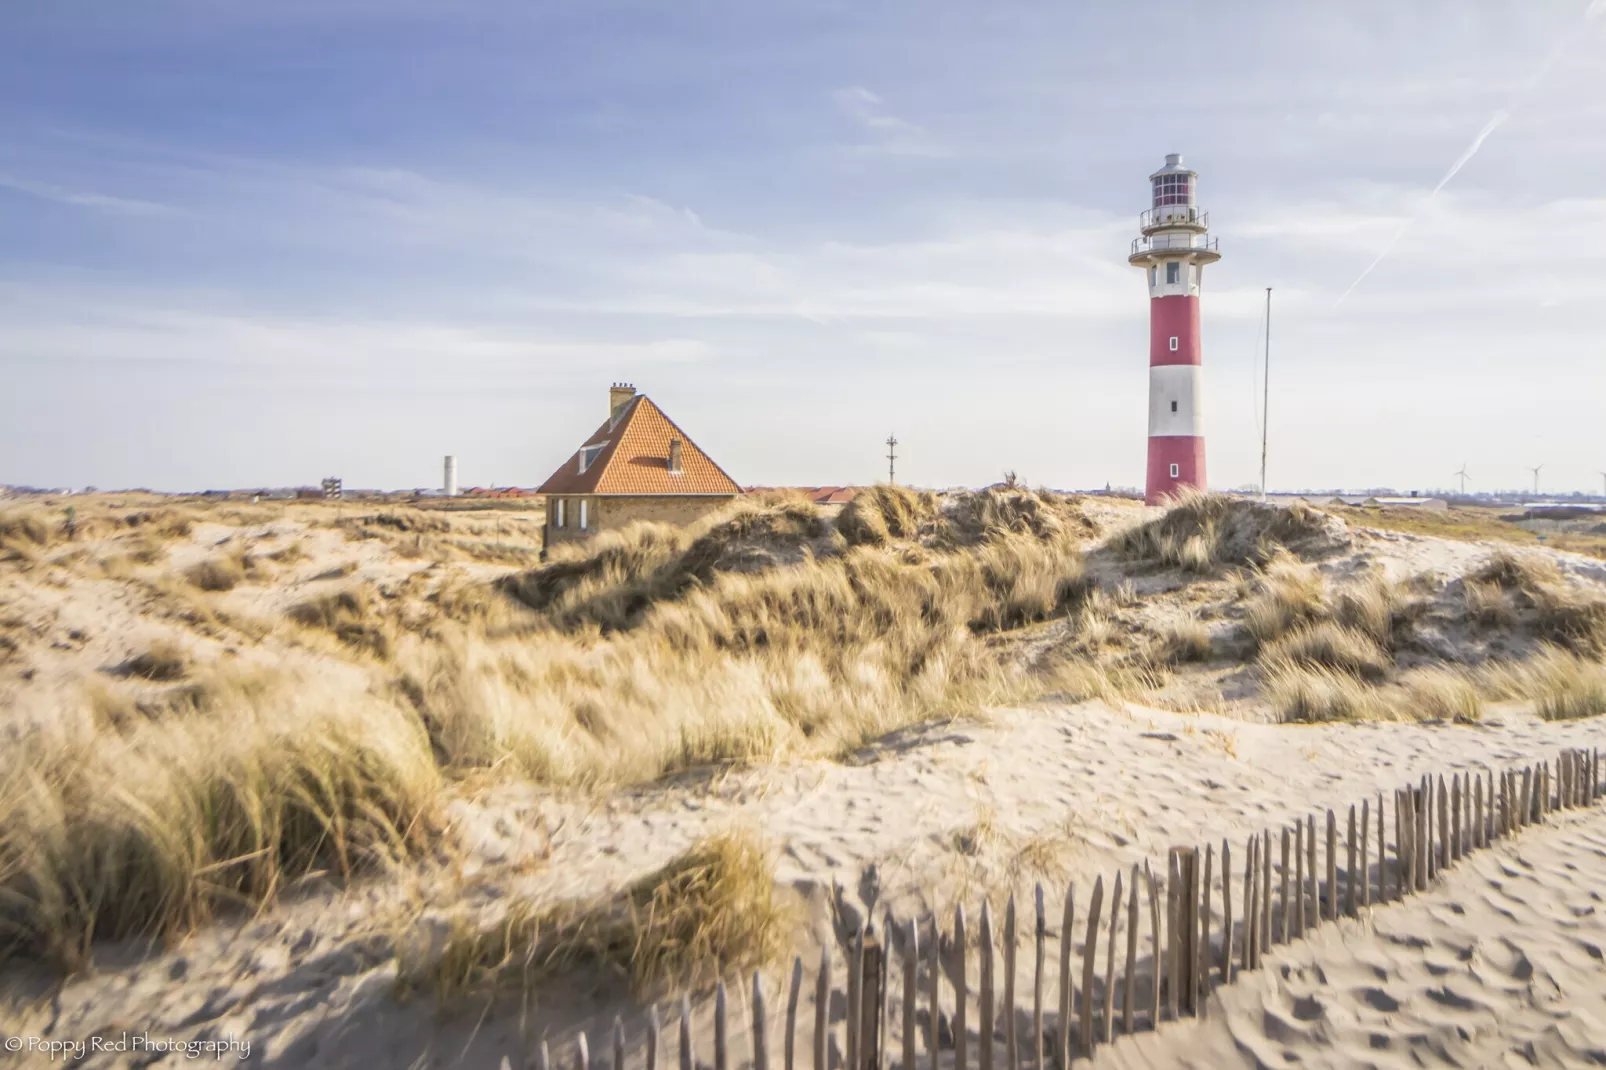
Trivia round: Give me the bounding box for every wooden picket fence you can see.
[520,747,1601,1070]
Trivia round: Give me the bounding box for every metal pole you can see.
[1259,287,1272,500]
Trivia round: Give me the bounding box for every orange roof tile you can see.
[536,395,741,497]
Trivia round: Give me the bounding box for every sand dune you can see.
[1095,804,1606,1069]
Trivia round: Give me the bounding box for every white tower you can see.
[444,455,458,497]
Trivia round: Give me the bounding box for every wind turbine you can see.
[1529,463,1543,499]
[1454,464,1469,495]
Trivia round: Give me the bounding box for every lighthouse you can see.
[1129,154,1220,505]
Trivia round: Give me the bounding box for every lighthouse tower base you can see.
[1146,436,1205,505]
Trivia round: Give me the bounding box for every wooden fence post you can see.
[1003,894,1017,1070]
[1102,872,1121,1044]
[979,903,993,1070]
[863,928,884,1070]
[815,946,830,1070]
[926,918,940,1070]
[754,975,771,1070]
[1278,827,1290,944]
[1415,785,1429,891]
[1345,805,1357,917]
[1124,867,1140,1035]
[1146,864,1162,1030]
[682,995,696,1070]
[1260,831,1272,960]
[716,982,729,1070]
[901,923,916,1070]
[1451,775,1462,862]
[1198,845,1212,1020]
[1220,841,1234,986]
[1170,849,1197,1018]
[1305,816,1317,924]
[1079,875,1104,1055]
[1034,886,1046,1070]
[952,909,966,1070]
[1241,837,1255,973]
[1292,821,1304,937]
[847,931,862,1070]
[1325,810,1337,922]
[1359,799,1371,910]
[1375,793,1384,906]
[785,957,802,1070]
[1051,891,1067,1070]
[1437,776,1449,873]
[649,1006,661,1070]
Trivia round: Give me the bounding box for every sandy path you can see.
[1094,804,1606,1069]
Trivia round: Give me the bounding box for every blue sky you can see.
[2,1,1604,494]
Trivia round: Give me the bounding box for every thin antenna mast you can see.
[886,433,898,485]
[1259,287,1272,499]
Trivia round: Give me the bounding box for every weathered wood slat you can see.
[1292,821,1304,937]
[1103,872,1122,1043]
[716,982,729,1070]
[542,1039,553,1070]
[1124,869,1140,1036]
[1033,885,1046,1070]
[649,1006,661,1070]
[681,995,695,1070]
[754,977,770,1070]
[953,909,967,1070]
[1166,853,1179,1022]
[1306,815,1317,925]
[1437,776,1449,873]
[847,931,862,1070]
[785,958,802,1070]
[1079,875,1104,1055]
[926,918,939,1070]
[1451,775,1461,863]
[1252,822,1265,957]
[816,946,831,1070]
[1003,894,1017,1070]
[1360,799,1371,910]
[901,924,916,1070]
[1198,845,1212,1020]
[1146,863,1162,1029]
[864,926,884,1070]
[616,1016,628,1070]
[979,903,993,1070]
[1241,837,1255,974]
[1221,840,1234,987]
[1279,827,1290,944]
[1325,810,1337,922]
[1345,805,1357,917]
[580,1033,592,1070]
[1055,888,1071,1070]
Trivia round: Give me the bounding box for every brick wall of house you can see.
[544,494,735,547]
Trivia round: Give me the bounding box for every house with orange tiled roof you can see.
[536,383,741,549]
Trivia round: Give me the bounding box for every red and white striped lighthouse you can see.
[1129,153,1220,505]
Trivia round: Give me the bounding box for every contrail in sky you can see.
[1334,0,1606,307]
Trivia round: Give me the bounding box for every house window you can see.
[579,499,589,530]
[1170,401,1178,413]
[555,499,566,528]
[668,439,684,475]
[1169,463,1180,478]
[1169,336,1179,352]
[1166,262,1180,285]
[578,443,607,474]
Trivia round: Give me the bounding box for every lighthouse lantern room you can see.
[1129,153,1220,505]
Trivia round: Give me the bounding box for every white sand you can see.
[1095,804,1606,1069]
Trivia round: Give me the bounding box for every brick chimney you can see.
[609,382,636,422]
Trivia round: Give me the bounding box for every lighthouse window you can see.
[1149,267,1157,287]
[1169,336,1179,352]
[1166,262,1180,285]
[1171,401,1178,413]
[1170,463,1181,478]
[1152,173,1192,207]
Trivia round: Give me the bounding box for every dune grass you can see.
[1112,490,1343,573]
[0,672,439,968]
[403,831,788,1002]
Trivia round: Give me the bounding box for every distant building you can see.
[536,383,741,548]
[744,486,861,505]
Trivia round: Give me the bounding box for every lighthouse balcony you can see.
[1130,232,1220,262]
[1139,206,1209,233]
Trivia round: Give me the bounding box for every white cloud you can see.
[0,173,172,217]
